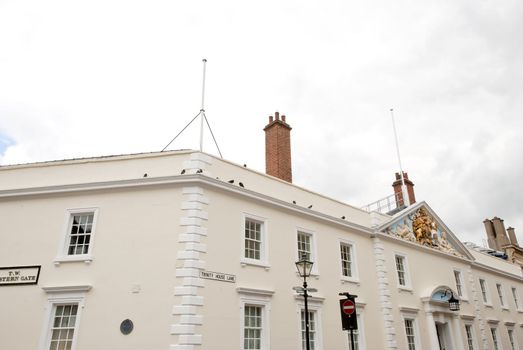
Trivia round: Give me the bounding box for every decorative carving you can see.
[386,207,462,257]
[395,219,416,242]
[435,231,455,254]
[412,207,437,246]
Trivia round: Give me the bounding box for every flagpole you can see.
[390,108,410,206]
[199,59,207,152]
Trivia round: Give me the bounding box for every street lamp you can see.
[445,289,460,311]
[295,254,314,350]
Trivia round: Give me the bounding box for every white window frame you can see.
[401,311,421,350]
[511,287,522,312]
[490,326,502,350]
[295,227,319,275]
[345,306,366,350]
[453,269,467,300]
[507,326,519,350]
[38,285,90,350]
[241,213,269,268]
[463,322,478,350]
[394,253,412,290]
[496,283,508,309]
[339,239,359,283]
[55,208,99,265]
[238,288,273,350]
[238,289,272,350]
[296,297,323,350]
[479,278,492,306]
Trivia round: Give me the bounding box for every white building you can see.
[1,113,522,350]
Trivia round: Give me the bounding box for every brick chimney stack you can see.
[483,218,523,266]
[392,172,416,207]
[484,217,512,250]
[264,112,292,182]
[507,227,518,246]
[484,219,499,250]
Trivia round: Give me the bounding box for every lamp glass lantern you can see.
[295,255,314,278]
[448,292,460,311]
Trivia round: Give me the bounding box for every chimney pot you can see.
[275,111,280,120]
[269,116,274,123]
[282,115,286,122]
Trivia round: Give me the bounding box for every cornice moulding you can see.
[0,174,374,237]
[42,285,92,293]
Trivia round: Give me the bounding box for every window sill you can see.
[240,258,270,270]
[501,306,509,311]
[484,303,493,308]
[340,277,360,285]
[517,309,523,313]
[294,271,320,279]
[54,255,93,266]
[398,286,413,293]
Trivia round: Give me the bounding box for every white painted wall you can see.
[1,150,523,350]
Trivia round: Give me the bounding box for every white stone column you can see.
[425,311,440,350]
[451,314,465,350]
[372,237,397,349]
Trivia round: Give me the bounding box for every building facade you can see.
[1,114,523,350]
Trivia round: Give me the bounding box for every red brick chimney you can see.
[264,112,292,182]
[392,172,416,207]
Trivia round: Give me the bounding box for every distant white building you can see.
[1,112,522,350]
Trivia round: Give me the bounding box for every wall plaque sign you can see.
[199,270,236,283]
[0,265,41,286]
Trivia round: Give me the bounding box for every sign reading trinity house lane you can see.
[0,266,41,286]
[199,270,236,283]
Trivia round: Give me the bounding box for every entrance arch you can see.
[421,286,464,350]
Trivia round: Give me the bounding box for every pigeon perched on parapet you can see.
[307,205,313,209]
[181,169,186,174]
[239,182,244,188]
[196,169,203,173]
[228,180,234,184]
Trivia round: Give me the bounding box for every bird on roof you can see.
[292,200,296,204]
[308,205,313,209]
[196,169,203,173]
[239,182,244,188]
[143,173,148,177]
[228,180,234,184]
[341,216,346,220]
[181,169,186,174]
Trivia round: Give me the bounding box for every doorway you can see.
[436,322,452,350]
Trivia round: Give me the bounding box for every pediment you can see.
[378,202,474,260]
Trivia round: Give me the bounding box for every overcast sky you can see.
[1,0,522,245]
